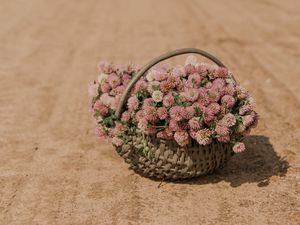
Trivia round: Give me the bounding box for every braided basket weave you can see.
[114,48,234,180]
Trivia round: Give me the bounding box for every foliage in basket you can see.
[88,55,258,156]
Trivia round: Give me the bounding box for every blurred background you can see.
[0,0,299,224]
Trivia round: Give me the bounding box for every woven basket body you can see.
[116,133,233,179]
[114,48,235,180]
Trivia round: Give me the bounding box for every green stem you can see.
[149,125,167,128]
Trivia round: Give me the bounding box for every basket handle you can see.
[115,48,226,118]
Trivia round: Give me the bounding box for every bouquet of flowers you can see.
[88,49,258,179]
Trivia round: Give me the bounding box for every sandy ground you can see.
[0,0,299,224]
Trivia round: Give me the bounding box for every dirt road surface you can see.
[0,0,299,224]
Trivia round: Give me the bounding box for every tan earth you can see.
[0,0,299,224]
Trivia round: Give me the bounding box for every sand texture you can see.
[0,0,299,224]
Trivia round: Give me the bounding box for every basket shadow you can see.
[175,135,289,187]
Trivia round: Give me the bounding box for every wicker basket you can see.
[114,48,234,180]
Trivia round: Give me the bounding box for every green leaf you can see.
[173,95,191,107]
